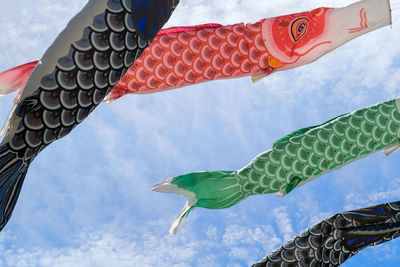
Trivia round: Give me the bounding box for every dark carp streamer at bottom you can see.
[253,201,400,266]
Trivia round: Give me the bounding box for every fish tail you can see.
[0,144,29,231]
[153,170,245,234]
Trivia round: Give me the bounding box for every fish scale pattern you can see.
[253,201,400,267]
[107,20,273,101]
[235,99,400,197]
[0,0,179,231]
[162,99,400,215]
[9,0,156,160]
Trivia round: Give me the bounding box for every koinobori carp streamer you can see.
[0,0,178,231]
[154,98,400,234]
[253,201,400,267]
[0,0,392,103]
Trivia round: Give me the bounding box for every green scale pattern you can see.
[155,99,400,232]
[237,99,400,198]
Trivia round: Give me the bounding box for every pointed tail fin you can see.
[0,144,29,230]
[153,171,245,234]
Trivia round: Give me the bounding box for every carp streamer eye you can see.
[290,17,309,42]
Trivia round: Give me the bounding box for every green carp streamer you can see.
[153,98,400,234]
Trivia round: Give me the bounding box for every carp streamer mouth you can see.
[268,41,332,67]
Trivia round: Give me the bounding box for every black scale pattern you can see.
[253,201,400,267]
[10,0,169,161]
[0,0,179,231]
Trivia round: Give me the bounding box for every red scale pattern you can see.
[108,21,273,101]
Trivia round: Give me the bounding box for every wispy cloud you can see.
[0,0,400,266]
[272,207,294,241]
[344,178,400,210]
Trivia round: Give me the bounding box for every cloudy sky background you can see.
[1,0,400,266]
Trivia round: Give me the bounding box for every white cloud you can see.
[272,207,294,241]
[0,220,282,267]
[1,0,400,266]
[206,226,218,240]
[0,0,85,70]
[344,178,400,210]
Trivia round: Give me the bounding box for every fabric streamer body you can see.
[100,0,393,101]
[0,0,178,230]
[253,201,400,266]
[0,0,392,103]
[107,20,269,100]
[154,98,400,234]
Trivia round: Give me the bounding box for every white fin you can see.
[102,94,113,104]
[152,178,175,192]
[251,73,267,83]
[152,178,197,235]
[275,191,286,198]
[169,201,192,235]
[383,144,400,156]
[0,102,17,137]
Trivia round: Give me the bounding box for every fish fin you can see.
[273,126,316,148]
[273,113,349,148]
[383,144,400,156]
[0,61,38,98]
[0,144,30,231]
[0,103,17,137]
[153,178,197,235]
[275,176,302,197]
[275,191,286,197]
[0,61,36,136]
[251,73,268,83]
[158,23,223,36]
[15,96,40,117]
[169,201,194,235]
[102,95,113,104]
[251,67,274,83]
[153,170,242,234]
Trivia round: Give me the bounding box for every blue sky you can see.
[1,0,400,266]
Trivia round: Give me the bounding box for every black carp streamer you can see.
[253,201,400,267]
[0,0,179,231]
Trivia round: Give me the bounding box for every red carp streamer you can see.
[0,0,392,103]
